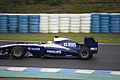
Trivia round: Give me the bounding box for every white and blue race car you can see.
[0,36,98,60]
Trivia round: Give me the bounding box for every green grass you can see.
[0,33,120,44]
[0,0,120,13]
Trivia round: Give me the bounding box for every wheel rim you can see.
[13,49,22,57]
[81,50,89,58]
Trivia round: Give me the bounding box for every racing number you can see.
[64,43,76,47]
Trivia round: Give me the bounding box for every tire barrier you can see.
[70,14,80,33]
[39,15,49,33]
[59,14,70,33]
[0,13,120,33]
[80,14,91,33]
[91,13,100,33]
[29,15,40,33]
[0,14,8,33]
[100,14,109,33]
[110,14,120,33]
[8,15,18,33]
[49,15,59,33]
[18,15,29,33]
[91,13,120,33]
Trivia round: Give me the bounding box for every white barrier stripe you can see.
[40,68,61,72]
[110,71,120,75]
[6,67,27,71]
[75,70,94,74]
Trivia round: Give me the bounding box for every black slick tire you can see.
[11,46,25,59]
[79,45,93,60]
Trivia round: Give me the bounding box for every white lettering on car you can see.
[28,47,40,50]
[64,43,76,47]
[47,50,61,54]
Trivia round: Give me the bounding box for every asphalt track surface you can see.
[0,44,120,71]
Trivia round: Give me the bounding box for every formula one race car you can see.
[0,36,98,60]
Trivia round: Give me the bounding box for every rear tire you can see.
[79,45,93,60]
[11,46,25,59]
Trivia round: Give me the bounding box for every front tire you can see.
[11,46,25,59]
[79,46,93,60]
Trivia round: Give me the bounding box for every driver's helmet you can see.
[47,41,53,44]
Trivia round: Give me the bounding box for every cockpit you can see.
[43,36,70,44]
[54,36,69,42]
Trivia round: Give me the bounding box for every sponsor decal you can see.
[28,47,40,50]
[90,47,97,50]
[64,43,76,47]
[47,50,61,54]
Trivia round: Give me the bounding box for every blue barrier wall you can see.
[0,14,40,33]
[91,13,120,33]
[8,15,18,33]
[29,15,40,33]
[18,15,29,33]
[0,15,8,33]
[0,13,120,33]
[110,14,120,33]
[91,13,100,33]
[100,14,109,33]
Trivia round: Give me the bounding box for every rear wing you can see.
[84,37,98,53]
[84,37,97,43]
[84,37,98,46]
